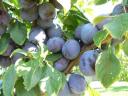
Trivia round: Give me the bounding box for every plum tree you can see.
[23,42,38,52]
[47,24,62,38]
[96,17,111,30]
[46,37,65,53]
[68,74,86,94]
[54,57,69,71]
[37,17,54,29]
[0,56,11,68]
[58,82,80,96]
[80,23,98,45]
[75,25,84,39]
[20,5,38,22]
[19,0,36,9]
[62,39,80,60]
[38,3,56,20]
[112,4,124,15]
[79,50,99,76]
[49,0,63,9]
[29,27,47,44]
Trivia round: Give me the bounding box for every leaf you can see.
[96,48,121,88]
[15,78,41,96]
[8,21,27,45]
[122,39,128,55]
[93,0,108,5]
[0,34,10,55]
[93,30,108,47]
[104,13,128,39]
[3,65,17,96]
[87,86,101,96]
[57,0,71,14]
[41,64,66,96]
[123,0,128,6]
[46,53,62,63]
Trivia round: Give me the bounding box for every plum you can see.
[20,5,38,22]
[38,3,56,20]
[54,57,69,72]
[47,24,62,38]
[58,82,80,96]
[112,4,124,15]
[29,27,47,44]
[68,74,86,94]
[75,25,84,39]
[11,53,24,64]
[79,50,99,76]
[3,44,15,56]
[49,0,63,9]
[19,0,36,9]
[47,37,65,53]
[0,24,6,36]
[96,17,112,30]
[37,17,54,30]
[62,39,80,60]
[0,9,10,26]
[0,56,11,68]
[23,42,38,52]
[80,23,98,45]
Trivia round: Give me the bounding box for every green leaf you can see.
[46,53,62,63]
[15,78,41,96]
[93,0,108,5]
[87,86,101,96]
[93,30,108,47]
[0,34,10,55]
[104,13,128,39]
[57,0,71,14]
[8,21,27,45]
[3,65,17,96]
[123,0,128,6]
[122,40,128,55]
[41,64,66,96]
[96,48,121,88]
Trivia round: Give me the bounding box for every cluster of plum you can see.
[0,0,126,95]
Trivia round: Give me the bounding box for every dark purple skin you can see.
[47,37,65,53]
[23,42,38,52]
[38,3,56,20]
[3,44,15,56]
[68,74,86,94]
[0,56,11,68]
[79,50,99,76]
[80,23,98,45]
[112,4,124,15]
[0,9,10,26]
[75,25,84,39]
[20,5,38,22]
[11,53,24,64]
[29,27,47,44]
[0,24,6,36]
[62,39,80,60]
[47,24,62,38]
[19,0,36,9]
[96,17,112,30]
[37,17,54,30]
[54,57,69,72]
[58,82,80,96]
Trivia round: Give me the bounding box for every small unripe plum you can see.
[0,56,11,68]
[11,53,24,64]
[47,37,65,53]
[96,17,112,30]
[29,27,47,44]
[0,9,10,26]
[112,4,124,15]
[20,5,38,21]
[54,57,69,71]
[23,42,38,52]
[80,23,98,45]
[37,18,54,29]
[19,0,36,9]
[38,3,56,20]
[68,74,86,94]
[47,24,62,38]
[62,39,80,60]
[75,25,84,39]
[58,82,80,96]
[79,50,99,76]
[0,24,6,36]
